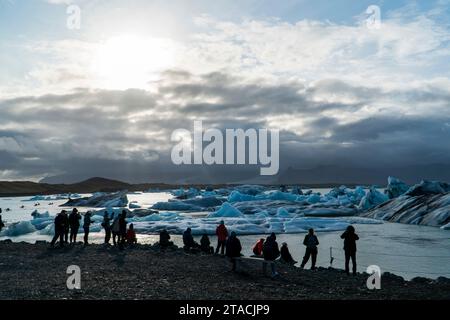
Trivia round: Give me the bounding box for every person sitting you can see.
[159,229,173,249]
[279,242,297,264]
[183,227,199,252]
[225,231,242,272]
[200,234,214,254]
[126,223,137,244]
[262,233,280,277]
[252,238,265,257]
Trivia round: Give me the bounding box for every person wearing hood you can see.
[300,228,319,270]
[101,211,112,244]
[341,225,359,275]
[215,220,228,255]
[262,233,280,277]
[280,242,297,265]
[200,234,214,254]
[159,229,173,249]
[83,212,92,246]
[183,227,199,251]
[50,210,67,248]
[225,231,242,271]
[126,223,137,244]
[68,208,81,244]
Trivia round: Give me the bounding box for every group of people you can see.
[48,208,359,276]
[177,220,359,277]
[50,209,136,249]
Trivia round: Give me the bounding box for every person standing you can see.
[102,211,112,244]
[341,225,359,275]
[262,233,280,277]
[215,220,228,255]
[0,211,5,233]
[50,211,66,248]
[300,228,319,270]
[83,212,92,246]
[118,210,127,249]
[126,223,137,244]
[112,214,120,246]
[63,210,70,244]
[68,208,81,244]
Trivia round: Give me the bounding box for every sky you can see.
[0,0,450,184]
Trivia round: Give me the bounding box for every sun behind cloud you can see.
[91,34,177,90]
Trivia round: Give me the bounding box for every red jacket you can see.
[252,240,264,256]
[216,224,228,241]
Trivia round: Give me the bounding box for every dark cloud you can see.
[1,70,449,183]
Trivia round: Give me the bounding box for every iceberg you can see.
[0,221,36,237]
[362,190,450,227]
[207,202,244,218]
[386,176,409,199]
[359,187,389,210]
[61,191,128,208]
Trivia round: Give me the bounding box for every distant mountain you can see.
[0,177,166,197]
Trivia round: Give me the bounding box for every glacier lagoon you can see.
[1,187,450,280]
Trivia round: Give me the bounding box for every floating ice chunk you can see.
[307,194,321,204]
[359,187,389,210]
[129,201,141,209]
[386,176,409,199]
[207,202,244,218]
[31,210,50,219]
[276,207,293,218]
[405,180,450,196]
[1,221,36,237]
[61,191,128,208]
[152,200,200,211]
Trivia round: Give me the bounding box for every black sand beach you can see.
[1,241,449,300]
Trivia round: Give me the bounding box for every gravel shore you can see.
[1,241,449,300]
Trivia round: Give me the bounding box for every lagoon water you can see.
[1,191,450,280]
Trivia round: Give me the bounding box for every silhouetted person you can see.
[119,210,127,249]
[0,212,4,233]
[200,234,214,254]
[301,228,319,270]
[50,210,67,248]
[341,225,359,275]
[280,242,297,264]
[126,223,137,244]
[183,227,199,251]
[159,229,173,249]
[63,210,70,244]
[262,233,280,277]
[102,212,111,244]
[252,238,265,256]
[68,208,81,244]
[225,231,242,271]
[215,220,228,255]
[83,212,92,246]
[112,214,120,246]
